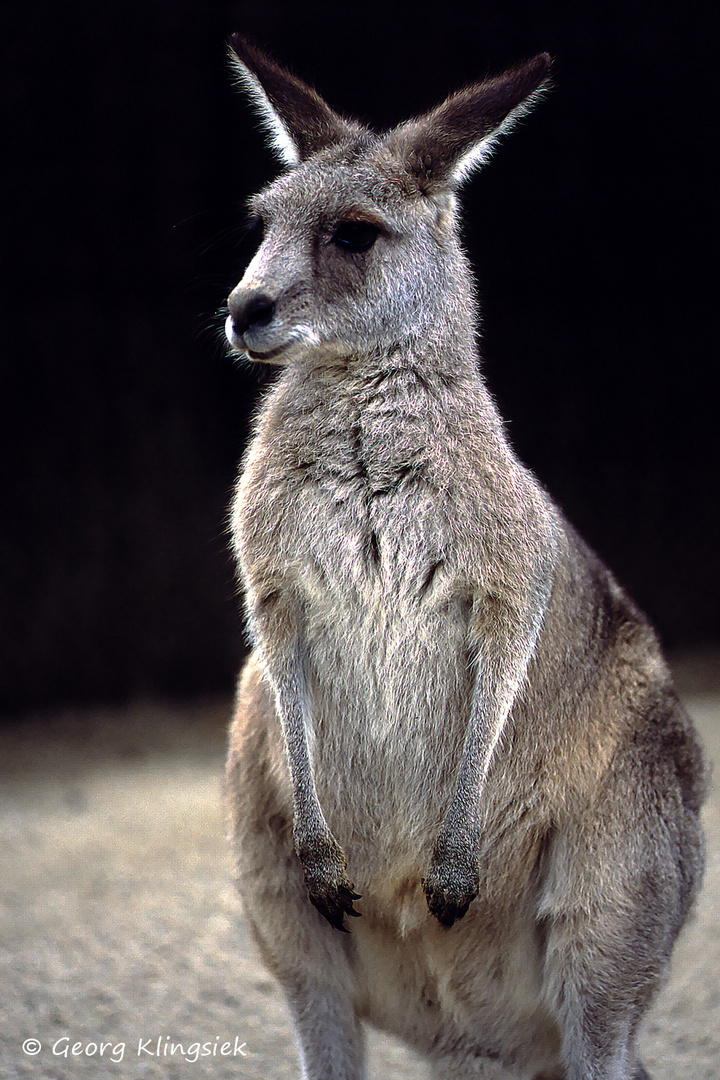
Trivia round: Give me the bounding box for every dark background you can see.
[2,0,718,715]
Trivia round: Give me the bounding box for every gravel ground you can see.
[1,671,718,1080]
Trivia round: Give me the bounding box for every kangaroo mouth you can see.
[245,343,288,361]
[225,315,289,363]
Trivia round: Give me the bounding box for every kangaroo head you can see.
[225,36,550,367]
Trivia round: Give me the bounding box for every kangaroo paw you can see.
[422,845,479,928]
[298,834,362,933]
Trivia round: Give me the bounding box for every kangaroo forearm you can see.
[437,647,533,847]
[269,654,362,931]
[259,644,327,844]
[444,548,556,837]
[423,588,551,927]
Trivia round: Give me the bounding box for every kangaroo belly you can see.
[350,894,561,1074]
[304,582,471,854]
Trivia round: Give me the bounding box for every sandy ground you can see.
[1,668,718,1079]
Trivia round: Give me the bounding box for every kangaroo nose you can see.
[229,290,276,337]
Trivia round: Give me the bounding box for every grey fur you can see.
[223,36,706,1080]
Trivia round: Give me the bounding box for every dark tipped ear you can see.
[387,53,552,192]
[228,35,363,166]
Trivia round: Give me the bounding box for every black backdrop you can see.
[2,0,718,713]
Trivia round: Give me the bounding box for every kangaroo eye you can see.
[332,220,381,253]
[244,214,264,245]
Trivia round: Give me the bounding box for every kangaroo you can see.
[223,35,706,1080]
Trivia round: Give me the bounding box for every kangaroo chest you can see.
[246,370,466,602]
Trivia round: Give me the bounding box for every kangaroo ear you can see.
[387,53,551,192]
[229,35,363,167]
